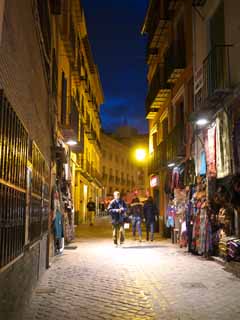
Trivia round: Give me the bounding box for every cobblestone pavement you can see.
[22,218,240,320]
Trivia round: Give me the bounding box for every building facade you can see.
[142,0,193,235]
[101,131,149,204]
[0,0,52,317]
[143,0,240,253]
[0,0,103,316]
[51,0,103,229]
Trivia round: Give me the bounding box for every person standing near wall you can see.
[87,197,96,226]
[143,196,158,241]
[130,197,143,242]
[108,191,127,246]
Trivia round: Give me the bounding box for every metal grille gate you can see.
[29,143,50,242]
[0,90,50,269]
[0,90,28,268]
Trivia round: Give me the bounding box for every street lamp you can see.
[135,148,147,161]
[66,139,77,146]
[196,118,209,126]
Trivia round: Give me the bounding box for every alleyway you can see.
[21,218,240,320]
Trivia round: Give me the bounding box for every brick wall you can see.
[0,242,40,320]
[0,0,52,316]
[0,0,51,161]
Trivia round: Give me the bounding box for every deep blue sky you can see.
[82,0,148,133]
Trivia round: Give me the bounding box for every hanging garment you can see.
[166,205,176,228]
[216,111,232,178]
[204,124,217,177]
[184,159,196,186]
[233,119,240,173]
[171,167,180,191]
[199,151,207,176]
[53,210,64,239]
[199,207,207,255]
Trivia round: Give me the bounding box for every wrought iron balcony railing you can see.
[202,45,232,103]
[146,64,170,119]
[146,0,170,48]
[165,41,186,83]
[148,140,167,174]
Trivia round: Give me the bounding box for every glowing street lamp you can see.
[135,148,147,161]
[66,139,77,146]
[196,118,209,126]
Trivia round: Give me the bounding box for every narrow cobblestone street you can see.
[21,218,240,320]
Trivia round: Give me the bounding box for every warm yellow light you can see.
[66,139,77,146]
[135,149,146,161]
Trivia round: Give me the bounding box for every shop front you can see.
[165,108,240,262]
[51,140,75,255]
[150,175,160,233]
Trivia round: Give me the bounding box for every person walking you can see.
[108,191,127,246]
[143,196,158,241]
[130,197,143,242]
[87,197,96,226]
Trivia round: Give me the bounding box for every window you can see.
[61,71,67,125]
[52,49,58,97]
[162,118,168,140]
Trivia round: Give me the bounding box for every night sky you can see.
[82,0,148,134]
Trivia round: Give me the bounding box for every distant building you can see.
[101,129,149,204]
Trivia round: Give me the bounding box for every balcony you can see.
[166,123,185,163]
[61,97,79,142]
[109,175,114,183]
[202,45,232,106]
[146,64,171,119]
[148,140,167,174]
[121,178,126,185]
[73,0,81,21]
[102,173,108,182]
[72,52,81,85]
[61,10,76,62]
[165,42,186,83]
[77,157,93,181]
[143,0,170,58]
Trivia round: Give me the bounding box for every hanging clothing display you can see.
[184,158,196,186]
[199,151,207,176]
[216,111,231,178]
[204,124,216,177]
[233,119,240,173]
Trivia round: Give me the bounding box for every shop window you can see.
[61,71,67,125]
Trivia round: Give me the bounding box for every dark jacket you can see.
[143,200,158,223]
[87,201,96,212]
[130,202,143,219]
[108,199,127,224]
